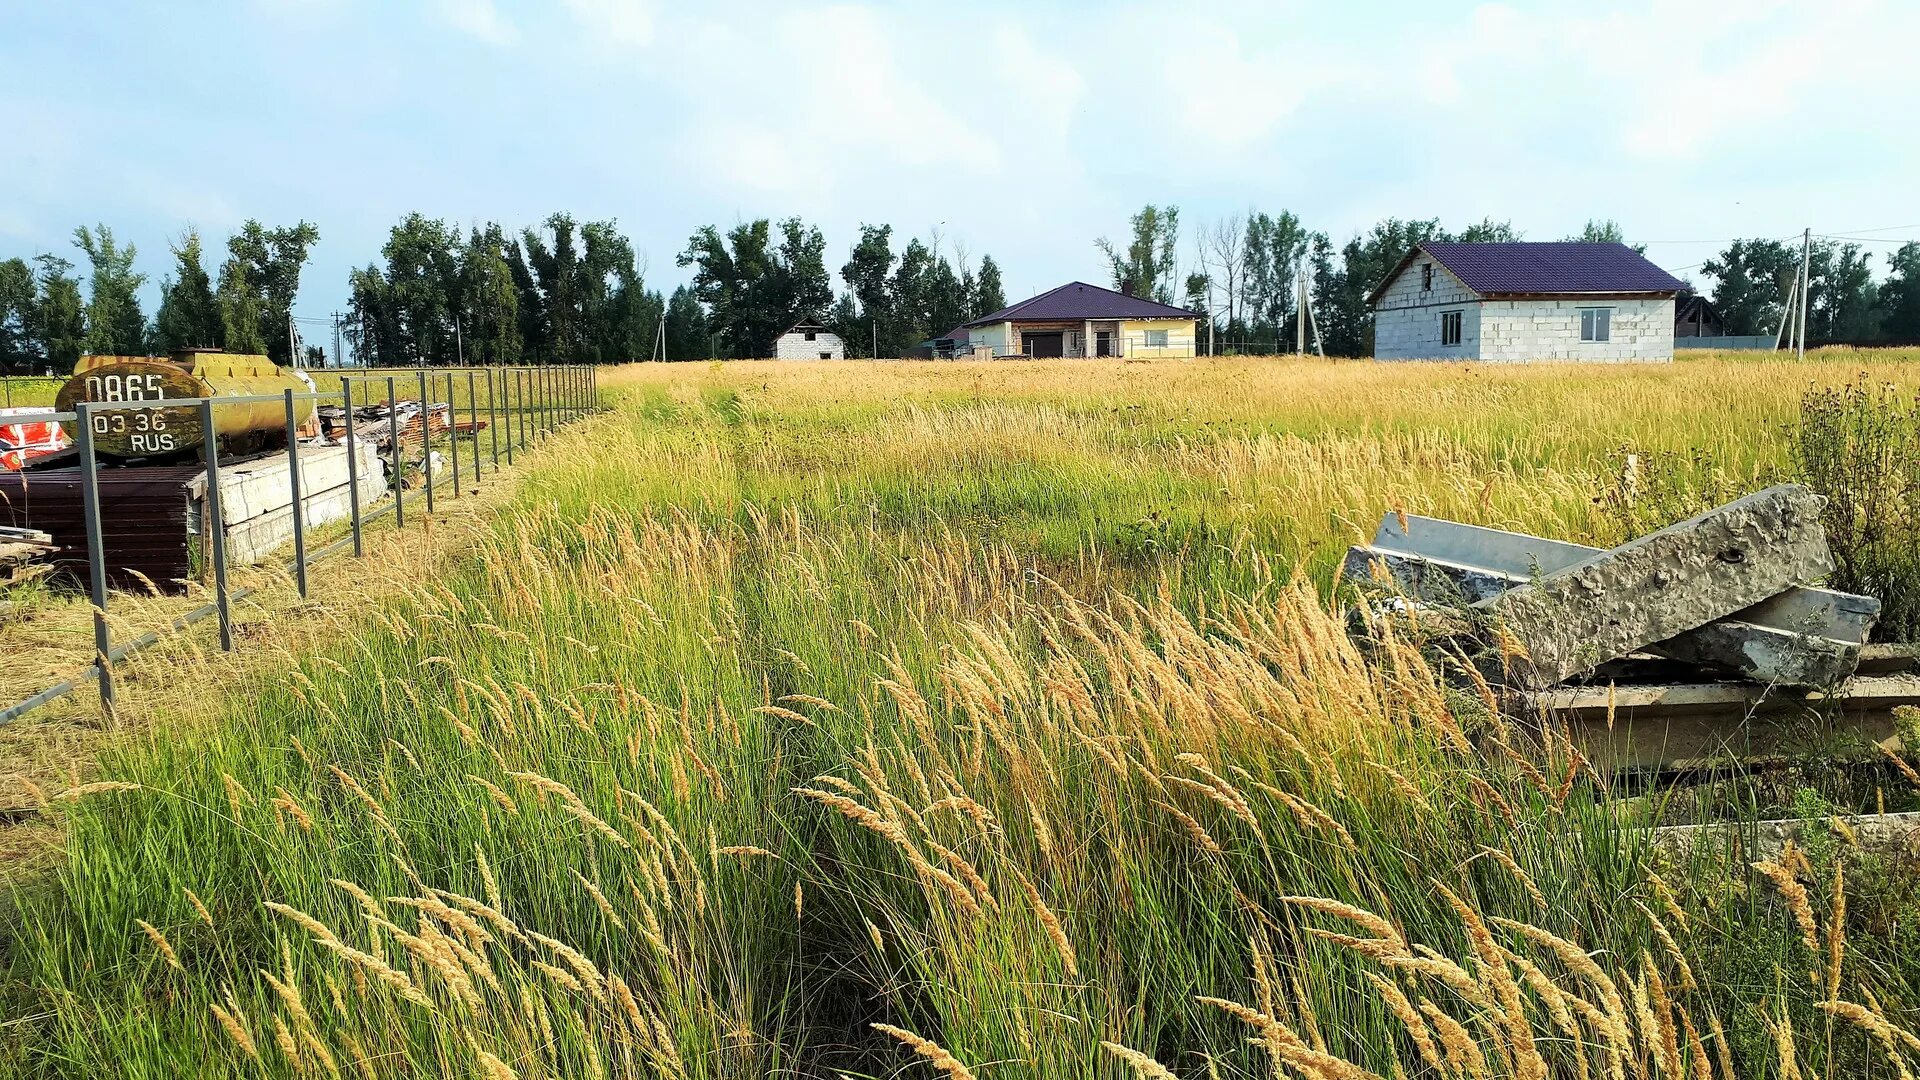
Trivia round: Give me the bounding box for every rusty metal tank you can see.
[54,351,316,459]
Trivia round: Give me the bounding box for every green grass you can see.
[6,354,1920,1079]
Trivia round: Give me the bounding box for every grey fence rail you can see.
[0,364,599,725]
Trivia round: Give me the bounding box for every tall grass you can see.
[7,356,1920,1078]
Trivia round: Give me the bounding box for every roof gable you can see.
[966,281,1199,325]
[1368,242,1687,305]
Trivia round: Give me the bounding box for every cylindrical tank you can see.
[54,351,317,459]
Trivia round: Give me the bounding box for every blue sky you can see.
[5,0,1918,331]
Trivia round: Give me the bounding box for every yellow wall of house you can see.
[1119,318,1197,358]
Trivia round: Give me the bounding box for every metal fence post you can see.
[201,397,234,649]
[446,373,461,499]
[74,402,114,719]
[387,376,404,529]
[516,369,527,451]
[466,369,481,484]
[493,368,507,467]
[283,389,308,598]
[416,368,435,515]
[342,377,363,558]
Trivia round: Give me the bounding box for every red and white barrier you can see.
[0,408,69,471]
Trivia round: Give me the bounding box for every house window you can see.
[804,330,817,341]
[1144,329,1169,348]
[819,351,832,360]
[1440,310,1463,347]
[1422,265,1433,291]
[1579,308,1611,342]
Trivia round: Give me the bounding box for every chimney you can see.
[1121,281,1136,297]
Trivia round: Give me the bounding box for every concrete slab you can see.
[1348,507,1878,687]
[1471,485,1836,688]
[188,442,389,566]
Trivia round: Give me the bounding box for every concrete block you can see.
[1354,499,1873,687]
[1474,486,1834,687]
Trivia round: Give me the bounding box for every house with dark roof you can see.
[949,281,1201,359]
[1367,242,1688,362]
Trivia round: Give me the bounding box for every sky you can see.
[5,0,1920,339]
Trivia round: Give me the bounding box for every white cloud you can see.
[563,0,657,47]
[433,0,517,45]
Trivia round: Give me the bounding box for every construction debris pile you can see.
[318,400,468,452]
[1345,485,1886,692]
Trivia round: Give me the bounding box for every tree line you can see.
[9,209,1920,373]
[0,221,319,373]
[339,214,1008,365]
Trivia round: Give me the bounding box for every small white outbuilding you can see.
[1368,242,1687,363]
[771,323,845,360]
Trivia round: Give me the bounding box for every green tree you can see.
[73,224,147,354]
[1242,211,1312,339]
[379,213,462,363]
[227,220,320,365]
[1879,242,1920,340]
[217,257,268,355]
[1808,242,1879,342]
[345,265,401,366]
[153,229,223,352]
[679,217,830,357]
[662,284,709,360]
[888,239,935,354]
[1564,219,1646,253]
[1455,218,1522,243]
[925,256,967,341]
[840,224,895,356]
[0,257,37,372]
[1098,204,1180,303]
[31,255,85,372]
[460,226,522,363]
[1323,218,1445,356]
[1701,239,1799,337]
[523,214,583,361]
[971,254,1005,317]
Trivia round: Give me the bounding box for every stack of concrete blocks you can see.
[188,441,389,567]
[1344,485,1881,690]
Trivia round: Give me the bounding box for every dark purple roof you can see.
[964,281,1199,326]
[1369,242,1688,305]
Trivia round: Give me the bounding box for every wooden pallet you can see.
[1526,646,1920,771]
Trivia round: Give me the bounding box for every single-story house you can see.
[1367,242,1688,362]
[953,281,1200,359]
[772,322,845,360]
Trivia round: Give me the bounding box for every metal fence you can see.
[0,364,598,725]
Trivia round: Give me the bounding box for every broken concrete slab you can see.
[1472,484,1835,688]
[1346,509,1879,687]
[1364,513,1877,644]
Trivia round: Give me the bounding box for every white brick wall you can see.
[772,329,846,360]
[1475,297,1674,363]
[1371,258,1676,363]
[1373,260,1482,360]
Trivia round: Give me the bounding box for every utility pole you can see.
[289,312,300,369]
[332,312,344,369]
[1797,227,1811,361]
[1206,283,1215,357]
[872,317,878,361]
[1295,258,1306,355]
[1773,272,1800,351]
[454,315,465,366]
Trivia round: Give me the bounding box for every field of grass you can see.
[6,353,1920,1079]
